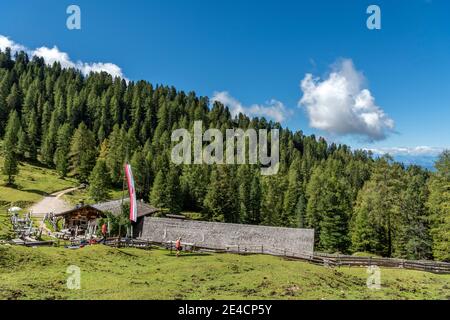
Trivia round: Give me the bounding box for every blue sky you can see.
[0,0,449,156]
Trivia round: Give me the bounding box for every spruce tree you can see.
[427,150,450,261]
[69,122,97,183]
[283,156,302,227]
[165,166,182,214]
[54,124,72,177]
[204,165,239,222]
[350,157,404,257]
[106,124,127,185]
[2,111,21,185]
[88,158,111,202]
[130,148,148,199]
[394,167,432,260]
[248,173,262,225]
[150,169,166,208]
[16,126,28,158]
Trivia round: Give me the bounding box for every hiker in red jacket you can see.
[175,237,182,257]
[101,223,107,242]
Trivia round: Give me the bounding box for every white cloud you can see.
[33,46,75,69]
[211,91,291,123]
[0,35,127,80]
[365,146,444,156]
[0,35,26,53]
[299,59,394,142]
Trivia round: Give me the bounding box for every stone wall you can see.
[136,217,315,255]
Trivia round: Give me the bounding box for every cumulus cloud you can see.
[0,35,26,53]
[0,35,126,80]
[33,46,75,69]
[365,146,444,156]
[299,59,394,142]
[211,91,292,123]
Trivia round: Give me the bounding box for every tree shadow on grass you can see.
[21,189,50,197]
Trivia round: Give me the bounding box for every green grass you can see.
[0,245,448,300]
[0,156,77,209]
[63,188,124,206]
[0,211,13,240]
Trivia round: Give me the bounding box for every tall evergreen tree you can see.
[150,169,166,208]
[350,157,404,257]
[106,124,127,185]
[88,158,111,202]
[394,166,432,260]
[283,156,303,227]
[427,150,450,261]
[204,165,239,222]
[2,111,21,184]
[69,122,97,183]
[54,124,72,177]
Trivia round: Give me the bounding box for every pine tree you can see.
[69,122,97,183]
[2,111,21,184]
[150,169,166,208]
[40,110,59,166]
[394,166,432,260]
[26,108,39,160]
[318,176,351,253]
[54,124,72,177]
[16,126,28,158]
[203,165,239,222]
[130,148,148,199]
[88,158,111,202]
[306,159,351,252]
[237,165,252,223]
[350,157,404,257]
[165,166,182,214]
[295,193,307,228]
[180,164,209,212]
[427,150,450,261]
[283,156,302,226]
[106,124,127,185]
[248,173,262,225]
[260,174,286,226]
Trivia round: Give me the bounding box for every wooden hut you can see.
[55,199,160,237]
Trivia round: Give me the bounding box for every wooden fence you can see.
[102,238,450,274]
[224,245,450,274]
[7,237,449,274]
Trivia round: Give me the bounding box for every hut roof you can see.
[56,199,160,218]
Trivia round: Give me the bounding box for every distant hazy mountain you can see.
[392,154,438,171]
[365,147,444,171]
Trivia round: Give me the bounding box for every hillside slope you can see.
[0,245,449,300]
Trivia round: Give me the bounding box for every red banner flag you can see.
[124,164,137,222]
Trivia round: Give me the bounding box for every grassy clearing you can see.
[62,188,124,206]
[0,156,77,209]
[0,245,448,300]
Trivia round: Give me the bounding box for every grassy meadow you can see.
[0,245,449,300]
[0,155,77,209]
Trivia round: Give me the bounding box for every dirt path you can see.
[29,187,81,218]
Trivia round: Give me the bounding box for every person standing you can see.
[175,237,182,257]
[101,223,107,243]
